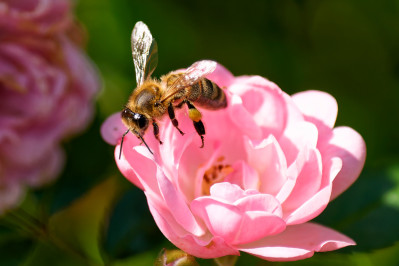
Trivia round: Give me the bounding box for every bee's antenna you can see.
[119,129,130,160]
[138,134,153,155]
[119,130,153,159]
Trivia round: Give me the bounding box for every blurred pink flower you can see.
[102,63,366,261]
[0,0,99,213]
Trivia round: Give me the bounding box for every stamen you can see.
[202,162,234,195]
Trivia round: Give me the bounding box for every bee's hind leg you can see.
[152,120,163,144]
[168,103,185,135]
[186,101,205,148]
[175,100,186,109]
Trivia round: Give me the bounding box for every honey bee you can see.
[120,21,227,157]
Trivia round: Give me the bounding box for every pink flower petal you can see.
[278,121,318,167]
[206,62,235,88]
[319,126,366,199]
[282,148,323,214]
[233,211,286,245]
[148,195,239,258]
[192,193,286,246]
[158,168,206,236]
[224,160,259,190]
[292,90,338,130]
[284,157,342,225]
[191,197,243,244]
[229,76,288,138]
[209,182,246,203]
[101,112,126,145]
[158,110,197,193]
[228,94,263,140]
[235,193,282,216]
[237,222,355,261]
[245,135,287,196]
[179,140,223,200]
[115,137,157,192]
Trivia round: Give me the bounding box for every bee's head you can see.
[121,108,149,135]
[119,107,153,158]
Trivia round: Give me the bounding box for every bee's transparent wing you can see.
[161,60,217,102]
[131,21,158,86]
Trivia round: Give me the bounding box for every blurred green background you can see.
[2,0,399,265]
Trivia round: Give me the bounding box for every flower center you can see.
[202,156,233,195]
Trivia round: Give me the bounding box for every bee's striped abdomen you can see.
[190,78,227,110]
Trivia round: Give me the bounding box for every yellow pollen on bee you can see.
[202,163,234,195]
[188,108,202,122]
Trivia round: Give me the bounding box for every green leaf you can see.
[369,241,399,265]
[23,242,87,266]
[45,176,123,265]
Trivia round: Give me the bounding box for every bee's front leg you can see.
[152,120,163,144]
[186,101,205,148]
[167,103,185,135]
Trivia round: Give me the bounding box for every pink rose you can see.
[0,0,71,35]
[0,0,99,213]
[101,63,366,261]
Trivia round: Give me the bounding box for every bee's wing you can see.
[131,21,158,86]
[161,60,217,103]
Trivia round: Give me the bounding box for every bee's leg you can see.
[186,101,205,148]
[152,120,163,144]
[175,100,185,109]
[167,103,185,135]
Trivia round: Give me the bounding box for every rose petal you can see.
[237,222,355,261]
[224,160,259,190]
[101,112,126,145]
[292,90,338,129]
[228,94,263,140]
[147,195,239,258]
[191,197,243,244]
[235,194,282,216]
[115,137,158,191]
[229,76,287,138]
[233,211,286,245]
[245,135,287,196]
[278,121,318,167]
[192,193,286,246]
[281,148,323,213]
[179,140,223,200]
[284,157,342,225]
[206,63,235,88]
[209,182,246,203]
[158,168,206,236]
[319,126,366,199]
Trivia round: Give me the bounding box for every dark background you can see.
[2,0,399,265]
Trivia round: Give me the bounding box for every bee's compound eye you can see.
[133,113,148,129]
